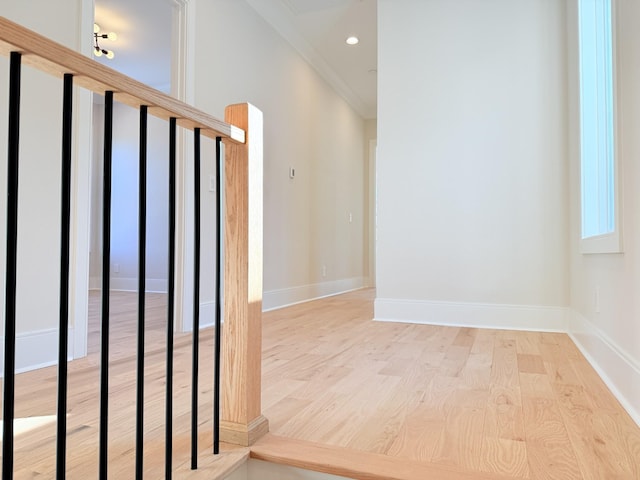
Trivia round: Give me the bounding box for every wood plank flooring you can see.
[2,291,248,479]
[2,288,640,479]
[259,289,640,480]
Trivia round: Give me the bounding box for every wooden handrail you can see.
[0,16,245,143]
[0,14,268,461]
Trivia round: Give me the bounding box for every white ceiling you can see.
[93,0,377,117]
[246,0,377,118]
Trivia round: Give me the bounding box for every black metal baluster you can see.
[56,72,74,480]
[166,117,177,479]
[213,137,222,455]
[99,90,114,480]
[191,128,201,470]
[135,105,148,480]
[2,50,22,480]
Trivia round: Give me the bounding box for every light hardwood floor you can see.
[3,289,640,479]
[257,289,640,480]
[4,291,247,479]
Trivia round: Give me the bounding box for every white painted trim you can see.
[579,0,623,256]
[262,277,365,312]
[368,139,377,288]
[0,327,75,377]
[374,298,568,332]
[181,301,218,332]
[568,310,640,427]
[171,0,197,334]
[70,0,97,361]
[199,301,217,328]
[89,275,100,290]
[580,231,623,254]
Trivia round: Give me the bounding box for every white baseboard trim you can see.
[374,298,568,332]
[185,301,217,331]
[199,301,217,328]
[0,327,75,377]
[91,276,367,314]
[89,276,167,293]
[568,310,640,427]
[263,277,366,312]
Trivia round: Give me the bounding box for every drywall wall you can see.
[376,0,569,328]
[566,0,640,425]
[192,0,367,310]
[0,3,84,333]
[88,0,367,313]
[89,101,171,292]
[0,0,90,368]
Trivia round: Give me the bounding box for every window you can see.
[578,0,621,253]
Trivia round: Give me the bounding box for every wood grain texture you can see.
[4,290,640,479]
[5,291,248,479]
[251,434,517,480]
[0,16,244,142]
[260,289,640,480]
[220,103,268,445]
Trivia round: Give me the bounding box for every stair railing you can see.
[0,15,266,479]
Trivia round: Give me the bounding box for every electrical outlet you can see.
[322,264,327,277]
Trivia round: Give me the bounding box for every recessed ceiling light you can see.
[346,36,359,45]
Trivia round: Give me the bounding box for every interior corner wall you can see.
[192,0,367,310]
[566,0,640,425]
[0,1,85,371]
[376,0,569,330]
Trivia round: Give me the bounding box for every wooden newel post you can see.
[220,103,269,446]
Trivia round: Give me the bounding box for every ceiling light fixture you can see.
[93,23,117,60]
[346,36,359,45]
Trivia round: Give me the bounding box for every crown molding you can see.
[245,0,373,119]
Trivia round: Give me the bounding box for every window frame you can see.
[578,0,622,254]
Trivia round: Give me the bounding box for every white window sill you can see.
[581,231,623,254]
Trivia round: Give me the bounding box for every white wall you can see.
[0,0,91,369]
[89,0,368,314]
[566,0,640,425]
[89,101,170,292]
[192,0,367,310]
[375,0,569,330]
[0,0,368,373]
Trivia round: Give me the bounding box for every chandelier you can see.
[93,23,117,60]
